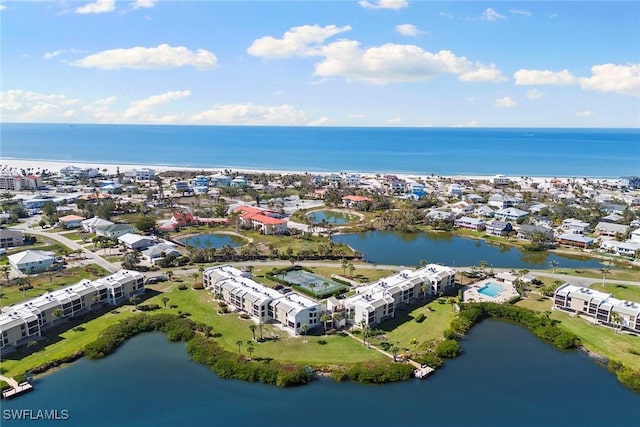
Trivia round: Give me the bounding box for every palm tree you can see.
[300,324,309,336]
[600,266,611,287]
[347,262,355,278]
[246,341,255,360]
[610,312,623,333]
[1,265,11,286]
[52,308,63,326]
[129,294,141,307]
[257,321,264,341]
[235,340,243,355]
[161,297,170,308]
[16,277,29,297]
[249,324,257,341]
[341,258,348,276]
[166,270,174,282]
[419,259,428,268]
[550,260,559,274]
[391,345,400,362]
[320,314,331,334]
[421,282,430,301]
[409,337,419,353]
[92,294,102,308]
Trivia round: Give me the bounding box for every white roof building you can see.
[7,250,55,273]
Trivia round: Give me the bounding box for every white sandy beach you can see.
[0,157,566,185]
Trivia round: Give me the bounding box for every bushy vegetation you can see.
[435,340,460,358]
[415,313,426,323]
[83,314,313,387]
[608,360,640,392]
[345,363,415,384]
[413,352,444,369]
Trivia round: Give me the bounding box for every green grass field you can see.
[590,283,640,301]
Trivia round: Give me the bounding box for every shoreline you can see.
[0,157,631,182]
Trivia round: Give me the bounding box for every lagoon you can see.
[306,210,356,225]
[177,233,245,249]
[333,231,604,269]
[3,320,637,427]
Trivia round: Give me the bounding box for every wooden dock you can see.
[407,359,435,379]
[0,375,33,399]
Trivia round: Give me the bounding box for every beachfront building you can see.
[487,194,523,209]
[95,223,137,239]
[124,168,155,181]
[454,216,486,231]
[0,270,144,353]
[210,174,231,187]
[203,265,321,334]
[0,229,24,248]
[82,216,114,233]
[553,284,640,333]
[230,176,248,188]
[343,264,455,327]
[493,175,511,186]
[485,221,513,236]
[58,214,85,229]
[556,233,594,249]
[8,250,55,273]
[448,184,463,198]
[60,166,100,179]
[0,175,43,191]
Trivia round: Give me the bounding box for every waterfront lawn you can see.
[551,311,640,371]
[553,267,640,282]
[370,299,456,350]
[589,283,640,301]
[515,295,554,312]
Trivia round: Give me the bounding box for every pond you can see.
[306,210,357,225]
[332,230,604,269]
[177,233,246,249]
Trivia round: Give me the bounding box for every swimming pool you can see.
[477,282,505,298]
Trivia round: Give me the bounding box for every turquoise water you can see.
[177,233,245,249]
[332,231,604,269]
[2,124,638,177]
[306,210,354,225]
[3,321,638,426]
[478,282,505,298]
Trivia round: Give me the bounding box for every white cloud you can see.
[514,69,576,85]
[0,90,80,120]
[509,9,531,17]
[122,90,191,122]
[451,120,480,128]
[525,89,544,99]
[479,8,505,22]
[131,0,155,9]
[189,103,312,125]
[0,5,6,11]
[247,25,351,58]
[349,113,367,119]
[73,44,217,70]
[386,116,403,124]
[315,41,505,84]
[576,110,594,117]
[395,24,421,36]
[495,96,517,108]
[578,63,640,96]
[359,0,408,10]
[75,0,115,14]
[459,64,506,82]
[43,50,65,60]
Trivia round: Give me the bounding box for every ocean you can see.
[3,321,638,427]
[1,123,639,177]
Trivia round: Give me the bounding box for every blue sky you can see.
[1,0,639,127]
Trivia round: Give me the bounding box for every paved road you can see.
[14,223,119,273]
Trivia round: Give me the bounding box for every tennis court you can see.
[280,270,347,297]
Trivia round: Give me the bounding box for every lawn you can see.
[553,267,640,282]
[1,282,384,377]
[590,283,640,301]
[515,295,554,312]
[551,311,640,371]
[369,299,456,351]
[0,264,111,306]
[309,265,398,284]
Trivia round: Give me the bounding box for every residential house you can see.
[8,250,55,273]
[342,195,373,210]
[230,176,248,188]
[425,210,455,223]
[600,240,640,258]
[78,192,111,203]
[485,221,513,236]
[450,201,474,215]
[384,175,406,194]
[556,233,594,249]
[595,222,629,238]
[0,229,24,248]
[561,218,590,234]
[494,207,528,222]
[487,194,523,209]
[553,284,640,333]
[602,203,627,215]
[630,228,640,242]
[210,174,231,187]
[58,214,85,229]
[475,205,495,218]
[117,233,155,250]
[343,174,361,187]
[448,184,463,198]
[60,166,99,178]
[95,223,137,239]
[454,216,486,231]
[172,182,191,193]
[518,224,554,241]
[600,213,624,223]
[82,216,114,233]
[141,243,181,265]
[528,203,548,214]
